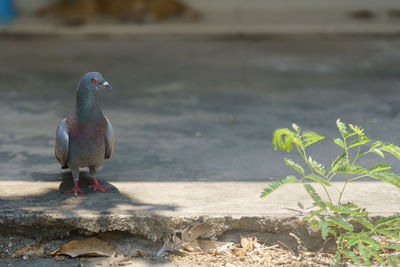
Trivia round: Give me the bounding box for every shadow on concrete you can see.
[0,169,177,241]
[11,171,175,210]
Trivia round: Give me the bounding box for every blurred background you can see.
[1,0,400,28]
[1,0,400,183]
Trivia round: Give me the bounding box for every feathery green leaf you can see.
[365,246,384,265]
[284,158,304,175]
[376,229,400,240]
[343,250,362,264]
[302,131,325,147]
[349,124,365,136]
[368,163,391,173]
[348,135,370,149]
[272,128,304,152]
[352,216,373,230]
[329,152,348,174]
[386,243,400,251]
[388,255,400,267]
[358,242,371,267]
[292,123,301,134]
[337,165,367,174]
[305,173,331,186]
[308,156,326,176]
[327,204,354,214]
[333,138,345,148]
[369,171,400,188]
[336,119,348,137]
[370,141,382,149]
[369,148,385,158]
[319,218,329,240]
[329,216,353,231]
[359,236,383,249]
[260,176,298,197]
[380,143,400,160]
[303,184,326,208]
[348,236,360,248]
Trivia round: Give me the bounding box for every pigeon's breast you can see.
[67,119,107,168]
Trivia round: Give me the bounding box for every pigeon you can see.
[55,72,114,196]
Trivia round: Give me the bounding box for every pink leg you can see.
[89,176,111,192]
[65,180,85,196]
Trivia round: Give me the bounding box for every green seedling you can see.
[262,119,400,266]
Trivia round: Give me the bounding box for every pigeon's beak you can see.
[102,81,112,90]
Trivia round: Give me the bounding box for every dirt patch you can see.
[167,242,333,266]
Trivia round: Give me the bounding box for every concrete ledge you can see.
[1,24,400,37]
[0,181,398,251]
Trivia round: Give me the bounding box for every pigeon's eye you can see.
[91,78,97,84]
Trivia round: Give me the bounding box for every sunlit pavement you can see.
[0,36,399,249]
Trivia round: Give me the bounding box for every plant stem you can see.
[321,184,333,204]
[338,139,348,204]
[347,175,368,182]
[338,180,348,205]
[296,145,333,204]
[352,146,361,165]
[338,147,363,204]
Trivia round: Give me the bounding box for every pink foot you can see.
[65,180,85,196]
[89,177,111,192]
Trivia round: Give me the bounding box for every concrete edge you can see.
[0,211,393,253]
[1,24,400,39]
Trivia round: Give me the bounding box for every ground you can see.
[2,36,400,182]
[0,35,399,266]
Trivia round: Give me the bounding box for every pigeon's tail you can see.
[61,165,69,169]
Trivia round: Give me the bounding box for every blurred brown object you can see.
[388,9,400,19]
[348,9,376,20]
[37,0,197,22]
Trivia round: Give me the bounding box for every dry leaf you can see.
[181,226,190,243]
[157,224,213,256]
[197,240,233,252]
[12,244,44,258]
[189,224,212,241]
[118,260,133,266]
[186,240,202,252]
[239,236,258,256]
[240,235,250,251]
[49,237,115,257]
[181,240,233,253]
[172,234,181,247]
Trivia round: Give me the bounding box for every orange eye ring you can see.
[91,78,97,84]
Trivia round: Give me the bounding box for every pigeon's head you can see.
[78,72,112,96]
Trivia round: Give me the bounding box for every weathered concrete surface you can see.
[0,181,398,249]
[3,24,400,37]
[0,37,399,263]
[2,37,400,182]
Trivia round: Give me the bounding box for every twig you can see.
[277,240,295,255]
[263,244,280,250]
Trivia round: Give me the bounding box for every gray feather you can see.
[105,116,114,159]
[55,118,69,166]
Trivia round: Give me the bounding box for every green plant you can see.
[261,119,400,266]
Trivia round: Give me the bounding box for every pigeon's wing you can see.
[105,116,115,160]
[55,118,69,166]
